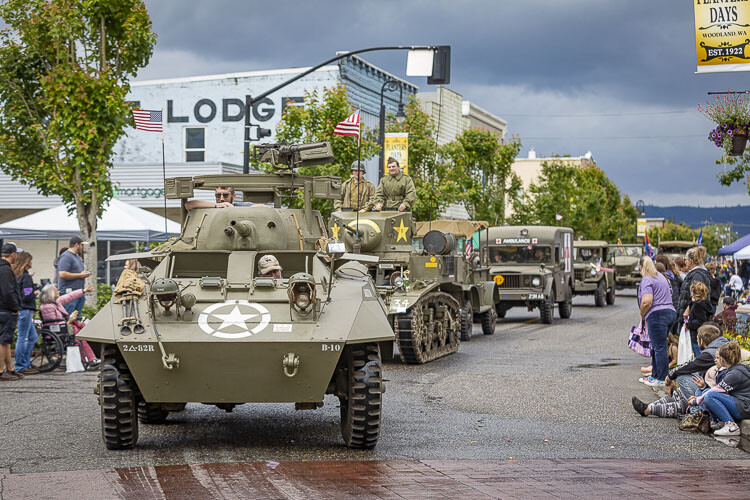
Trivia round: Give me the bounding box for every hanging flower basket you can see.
[699,92,750,157]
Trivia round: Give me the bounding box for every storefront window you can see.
[184,127,205,162]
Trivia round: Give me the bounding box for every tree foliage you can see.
[265,85,379,218]
[715,153,750,194]
[510,160,639,242]
[0,0,155,299]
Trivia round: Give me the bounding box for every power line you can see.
[502,110,698,118]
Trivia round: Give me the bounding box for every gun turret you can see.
[252,142,334,170]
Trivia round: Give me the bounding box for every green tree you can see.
[442,129,522,224]
[0,0,155,301]
[385,98,463,221]
[511,160,638,242]
[265,85,379,219]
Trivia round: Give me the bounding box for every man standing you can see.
[0,242,22,381]
[373,157,416,212]
[334,161,376,212]
[57,236,91,317]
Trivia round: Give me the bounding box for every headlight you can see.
[590,268,597,276]
[531,277,541,287]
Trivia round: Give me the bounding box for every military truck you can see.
[612,244,643,289]
[415,220,498,342]
[572,240,616,306]
[483,226,574,324]
[327,213,496,363]
[658,240,693,260]
[79,142,395,450]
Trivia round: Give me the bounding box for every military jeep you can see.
[612,244,643,289]
[572,240,616,306]
[483,226,574,324]
[658,240,693,261]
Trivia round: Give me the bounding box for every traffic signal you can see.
[428,45,451,85]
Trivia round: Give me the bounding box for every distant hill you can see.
[643,205,750,233]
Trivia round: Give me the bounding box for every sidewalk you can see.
[3,459,750,499]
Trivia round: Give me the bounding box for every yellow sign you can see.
[425,256,438,268]
[331,224,341,239]
[637,218,647,237]
[384,133,409,175]
[695,1,750,73]
[493,275,505,286]
[395,218,409,242]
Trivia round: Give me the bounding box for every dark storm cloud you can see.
[141,0,749,206]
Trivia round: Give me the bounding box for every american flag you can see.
[333,110,360,139]
[132,109,163,132]
[465,239,472,260]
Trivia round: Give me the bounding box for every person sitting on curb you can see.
[688,342,750,437]
[714,296,738,333]
[632,324,728,420]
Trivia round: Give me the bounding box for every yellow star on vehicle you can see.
[331,224,341,239]
[395,219,409,242]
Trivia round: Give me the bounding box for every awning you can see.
[718,232,750,255]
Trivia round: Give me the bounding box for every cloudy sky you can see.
[137,0,750,207]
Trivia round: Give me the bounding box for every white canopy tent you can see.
[734,245,750,260]
[0,199,180,241]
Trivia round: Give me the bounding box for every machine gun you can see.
[252,142,334,170]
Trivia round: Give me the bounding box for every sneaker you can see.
[17,367,39,375]
[0,371,19,381]
[679,413,699,431]
[638,376,650,384]
[632,396,649,417]
[643,377,664,387]
[714,422,741,436]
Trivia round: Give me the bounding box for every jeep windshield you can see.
[489,246,551,264]
[612,246,642,257]
[574,248,602,263]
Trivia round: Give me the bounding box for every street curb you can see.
[742,419,749,437]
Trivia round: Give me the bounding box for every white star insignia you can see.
[212,305,257,331]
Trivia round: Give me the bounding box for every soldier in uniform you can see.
[373,157,416,212]
[334,161,376,212]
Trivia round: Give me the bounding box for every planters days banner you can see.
[384,133,409,175]
[695,0,750,73]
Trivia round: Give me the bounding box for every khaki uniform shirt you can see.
[334,178,376,211]
[373,172,417,211]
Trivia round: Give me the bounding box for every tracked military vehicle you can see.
[612,244,643,289]
[327,213,496,363]
[572,240,616,306]
[79,142,395,450]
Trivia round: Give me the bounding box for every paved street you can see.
[1,293,748,497]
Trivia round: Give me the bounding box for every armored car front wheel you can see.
[100,344,139,450]
[339,343,383,449]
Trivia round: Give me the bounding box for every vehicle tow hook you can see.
[282,352,300,378]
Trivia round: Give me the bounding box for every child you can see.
[687,281,712,359]
[689,342,750,436]
[38,283,99,368]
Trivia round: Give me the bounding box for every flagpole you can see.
[355,107,362,254]
[161,108,167,240]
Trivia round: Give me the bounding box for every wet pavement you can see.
[3,459,750,498]
[1,294,748,496]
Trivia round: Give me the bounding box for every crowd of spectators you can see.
[632,246,750,439]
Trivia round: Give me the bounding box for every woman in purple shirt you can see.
[638,256,676,386]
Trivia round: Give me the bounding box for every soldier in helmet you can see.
[373,157,416,212]
[334,161,376,213]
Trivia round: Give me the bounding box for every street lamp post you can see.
[378,78,406,177]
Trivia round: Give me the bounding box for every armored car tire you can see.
[606,284,616,305]
[339,343,383,449]
[138,401,170,424]
[460,300,473,342]
[495,305,507,318]
[480,307,497,335]
[594,281,606,307]
[539,293,554,324]
[558,285,573,319]
[100,344,139,450]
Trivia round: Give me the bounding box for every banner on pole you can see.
[695,1,750,73]
[384,133,409,175]
[637,218,648,237]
